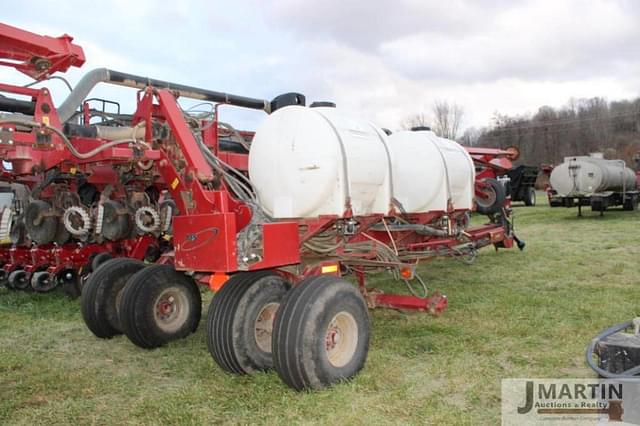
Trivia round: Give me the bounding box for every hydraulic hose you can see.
[57,68,272,123]
[369,222,449,237]
[0,118,149,159]
[585,321,640,378]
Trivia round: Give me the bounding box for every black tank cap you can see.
[270,92,306,113]
[310,101,336,108]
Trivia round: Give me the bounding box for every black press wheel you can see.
[8,269,30,290]
[31,271,58,292]
[81,258,146,339]
[118,265,202,349]
[523,187,536,206]
[0,269,8,289]
[475,178,506,215]
[206,271,290,374]
[272,275,370,391]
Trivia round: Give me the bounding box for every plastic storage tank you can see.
[249,105,475,218]
[387,129,475,212]
[550,156,637,196]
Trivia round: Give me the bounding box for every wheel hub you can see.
[153,287,189,333]
[325,311,358,368]
[254,302,279,353]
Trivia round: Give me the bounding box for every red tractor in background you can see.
[0,22,523,391]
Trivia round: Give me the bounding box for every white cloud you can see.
[2,0,639,132]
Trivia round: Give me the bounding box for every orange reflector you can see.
[208,273,229,291]
[400,266,413,280]
[321,264,339,274]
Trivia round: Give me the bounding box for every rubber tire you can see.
[81,258,146,339]
[206,271,290,374]
[476,178,506,215]
[118,265,202,349]
[31,271,58,292]
[8,270,30,290]
[623,194,638,211]
[0,270,8,289]
[91,252,113,272]
[272,275,370,391]
[523,187,536,206]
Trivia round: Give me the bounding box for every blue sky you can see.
[2,0,639,133]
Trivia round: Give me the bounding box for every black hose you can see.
[0,96,35,115]
[585,321,640,378]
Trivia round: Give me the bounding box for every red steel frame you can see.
[466,146,519,203]
[122,90,518,314]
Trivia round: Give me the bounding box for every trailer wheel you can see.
[206,271,290,374]
[475,178,506,215]
[91,252,113,271]
[272,275,370,391]
[623,194,638,211]
[81,258,146,339]
[118,265,201,349]
[8,269,30,290]
[523,187,536,206]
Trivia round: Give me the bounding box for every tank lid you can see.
[410,126,431,132]
[270,92,306,113]
[310,101,336,108]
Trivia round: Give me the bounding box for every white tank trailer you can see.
[549,155,639,214]
[248,105,475,219]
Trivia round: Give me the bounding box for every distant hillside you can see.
[470,97,640,167]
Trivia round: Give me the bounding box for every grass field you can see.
[1,194,638,425]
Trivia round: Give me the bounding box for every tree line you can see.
[463,97,640,167]
[402,97,640,167]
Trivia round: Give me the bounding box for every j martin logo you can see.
[517,381,622,418]
[502,379,640,425]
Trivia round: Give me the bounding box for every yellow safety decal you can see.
[321,264,338,274]
[171,178,180,190]
[42,116,50,125]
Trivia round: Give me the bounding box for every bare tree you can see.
[400,112,430,130]
[460,127,482,146]
[432,100,464,139]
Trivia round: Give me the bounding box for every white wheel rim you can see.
[478,187,496,207]
[153,287,190,333]
[325,311,358,368]
[254,302,279,353]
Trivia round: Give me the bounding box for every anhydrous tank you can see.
[249,105,475,218]
[550,156,638,196]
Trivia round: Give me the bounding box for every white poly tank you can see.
[387,130,475,212]
[550,156,638,196]
[249,106,391,218]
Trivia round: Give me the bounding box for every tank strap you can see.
[314,112,352,210]
[370,124,396,207]
[430,138,453,206]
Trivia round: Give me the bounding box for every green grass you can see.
[1,194,639,425]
